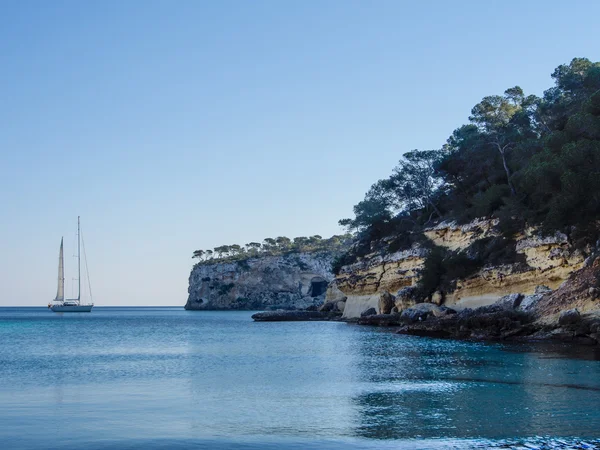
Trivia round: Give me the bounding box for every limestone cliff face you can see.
[448,227,584,308]
[330,248,427,318]
[334,219,586,318]
[185,253,334,310]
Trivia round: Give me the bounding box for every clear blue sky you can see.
[1,0,599,306]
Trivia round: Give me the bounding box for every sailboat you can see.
[49,217,94,312]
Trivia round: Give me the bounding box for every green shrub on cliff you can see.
[416,236,523,298]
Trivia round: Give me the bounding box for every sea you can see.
[1,307,599,450]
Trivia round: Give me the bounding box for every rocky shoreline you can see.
[250,258,600,346]
[393,304,599,346]
[251,302,600,346]
[189,218,600,346]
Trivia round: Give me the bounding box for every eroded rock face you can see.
[185,253,334,310]
[354,257,600,345]
[335,219,586,318]
[423,218,499,251]
[336,247,427,296]
[336,247,426,319]
[447,228,584,308]
[533,258,600,322]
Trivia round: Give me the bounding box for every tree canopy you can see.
[192,233,352,264]
[339,57,600,264]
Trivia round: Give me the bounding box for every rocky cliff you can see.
[187,217,598,344]
[185,252,335,310]
[327,247,427,318]
[392,257,600,345]
[329,219,587,319]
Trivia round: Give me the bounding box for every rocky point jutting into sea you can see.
[185,252,336,311]
[186,218,600,345]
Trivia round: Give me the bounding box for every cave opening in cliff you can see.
[310,277,328,297]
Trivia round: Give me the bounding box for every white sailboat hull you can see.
[50,304,93,312]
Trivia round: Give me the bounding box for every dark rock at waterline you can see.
[318,301,335,312]
[355,304,456,327]
[357,313,401,326]
[251,310,341,322]
[401,307,430,323]
[396,305,535,341]
[558,308,581,325]
[360,307,377,317]
[399,303,454,323]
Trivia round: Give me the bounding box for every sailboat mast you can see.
[77,216,81,302]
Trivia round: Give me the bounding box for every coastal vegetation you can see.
[192,234,353,265]
[336,58,600,285]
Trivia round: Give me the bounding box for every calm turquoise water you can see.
[1,307,599,449]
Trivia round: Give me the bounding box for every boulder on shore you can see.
[431,291,444,306]
[400,303,447,323]
[378,291,395,314]
[494,293,523,310]
[361,307,377,317]
[518,294,543,312]
[558,308,581,326]
[395,286,418,311]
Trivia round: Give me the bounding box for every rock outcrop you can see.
[392,259,600,345]
[396,305,535,341]
[334,247,427,318]
[185,252,334,310]
[378,291,395,314]
[332,219,587,319]
[187,217,600,345]
[449,228,585,309]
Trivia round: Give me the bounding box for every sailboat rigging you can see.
[48,217,94,312]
